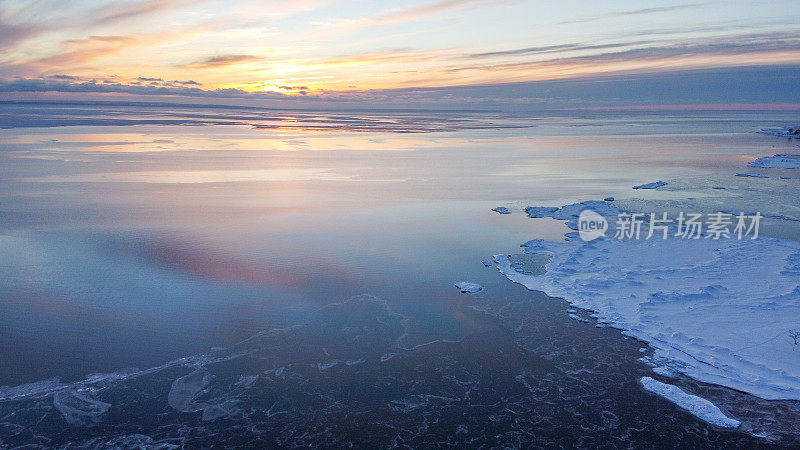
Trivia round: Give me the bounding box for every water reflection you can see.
[1,105,799,446]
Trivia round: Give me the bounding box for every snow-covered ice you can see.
[652,366,677,378]
[523,201,620,233]
[495,225,800,400]
[748,154,800,169]
[633,181,667,189]
[552,201,619,220]
[524,201,619,221]
[639,377,740,428]
[454,282,482,293]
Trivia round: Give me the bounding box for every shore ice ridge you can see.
[496,202,800,401]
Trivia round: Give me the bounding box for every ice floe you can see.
[454,282,482,293]
[168,370,212,412]
[491,207,511,214]
[748,154,800,169]
[495,220,800,400]
[524,201,619,221]
[557,201,618,220]
[481,259,493,267]
[735,172,768,178]
[639,377,740,428]
[524,206,559,218]
[53,389,111,425]
[523,201,620,233]
[633,181,667,189]
[201,399,238,421]
[317,360,340,371]
[236,374,258,389]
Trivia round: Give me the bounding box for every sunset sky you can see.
[1,0,799,108]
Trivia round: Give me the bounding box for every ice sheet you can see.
[495,225,800,400]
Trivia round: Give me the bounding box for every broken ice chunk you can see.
[524,206,559,218]
[652,366,677,378]
[491,207,511,214]
[568,313,589,323]
[639,377,740,428]
[202,400,238,421]
[633,181,667,189]
[454,282,482,293]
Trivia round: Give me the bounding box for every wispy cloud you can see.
[63,35,136,45]
[315,0,501,34]
[323,48,448,65]
[0,0,203,52]
[87,0,200,27]
[28,31,176,70]
[445,31,800,75]
[560,4,704,25]
[467,41,656,59]
[1,0,798,97]
[4,21,224,78]
[0,19,39,48]
[373,0,483,24]
[180,54,261,69]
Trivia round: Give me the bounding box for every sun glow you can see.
[0,0,798,104]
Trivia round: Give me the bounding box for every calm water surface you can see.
[1,104,799,447]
